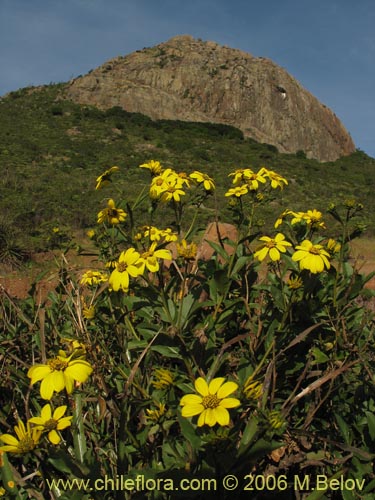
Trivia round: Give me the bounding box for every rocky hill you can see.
[65,35,354,162]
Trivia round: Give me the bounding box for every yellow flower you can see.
[291,209,325,229]
[146,403,167,423]
[152,368,174,389]
[287,275,303,289]
[177,239,197,260]
[225,185,249,197]
[27,351,93,400]
[61,338,87,355]
[258,167,288,189]
[160,228,178,242]
[160,179,186,203]
[326,238,341,255]
[177,171,191,187]
[274,209,292,228]
[254,233,292,262]
[229,168,266,190]
[28,404,73,445]
[292,240,331,273]
[80,270,108,286]
[180,377,240,427]
[268,410,285,429]
[95,166,120,190]
[86,229,95,239]
[139,160,163,175]
[228,169,248,185]
[189,171,215,191]
[108,247,144,292]
[243,379,263,400]
[0,420,41,454]
[140,242,172,273]
[97,199,127,225]
[82,304,96,320]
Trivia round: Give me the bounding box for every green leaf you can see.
[311,347,330,364]
[365,411,375,441]
[177,413,202,451]
[230,255,250,277]
[151,345,182,359]
[238,416,259,453]
[334,412,351,445]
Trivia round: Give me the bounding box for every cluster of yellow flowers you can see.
[253,207,342,273]
[253,233,332,273]
[225,166,288,197]
[0,344,93,454]
[275,208,325,229]
[140,160,215,202]
[0,404,73,455]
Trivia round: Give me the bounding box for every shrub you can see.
[1,160,374,499]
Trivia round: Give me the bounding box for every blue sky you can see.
[1,0,374,157]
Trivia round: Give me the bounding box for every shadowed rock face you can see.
[65,35,355,162]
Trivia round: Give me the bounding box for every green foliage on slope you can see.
[0,83,374,257]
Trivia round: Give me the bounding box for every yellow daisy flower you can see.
[108,247,144,292]
[177,239,197,260]
[95,166,119,190]
[180,377,240,427]
[0,420,42,454]
[97,199,127,225]
[254,233,292,262]
[258,167,288,189]
[229,168,266,190]
[152,368,174,389]
[189,171,215,191]
[146,403,167,423]
[291,209,325,229]
[140,242,172,273]
[29,404,73,445]
[139,160,163,175]
[80,270,108,286]
[292,240,331,273]
[27,351,93,400]
[225,185,249,197]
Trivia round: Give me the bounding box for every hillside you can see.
[65,35,355,162]
[0,83,374,264]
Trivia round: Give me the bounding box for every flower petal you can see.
[40,404,52,420]
[27,365,52,384]
[213,406,230,426]
[208,377,225,395]
[217,381,238,399]
[194,377,209,396]
[0,434,19,446]
[56,417,73,431]
[48,430,61,445]
[180,394,202,406]
[53,405,67,420]
[181,404,204,418]
[219,397,241,409]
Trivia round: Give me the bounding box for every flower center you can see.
[117,262,128,273]
[108,209,119,218]
[48,358,69,371]
[18,436,36,454]
[309,246,321,255]
[202,394,220,409]
[44,418,58,431]
[266,240,276,248]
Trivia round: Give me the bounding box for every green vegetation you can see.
[0,83,374,263]
[1,160,375,499]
